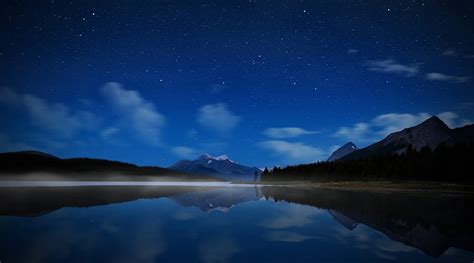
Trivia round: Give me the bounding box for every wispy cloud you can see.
[425,72,470,83]
[197,103,241,135]
[442,49,457,57]
[371,113,431,137]
[0,87,97,138]
[101,82,165,145]
[333,122,374,144]
[367,59,420,77]
[171,146,198,159]
[347,49,359,54]
[258,140,326,163]
[100,127,120,140]
[437,112,473,127]
[263,127,319,139]
[334,111,472,145]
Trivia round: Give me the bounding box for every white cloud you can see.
[437,112,458,128]
[334,113,429,144]
[334,111,471,145]
[425,72,469,83]
[442,49,457,57]
[100,127,120,140]
[371,112,431,136]
[101,82,165,145]
[367,59,420,77]
[437,111,473,127]
[333,122,373,143]
[263,127,319,139]
[348,49,359,54]
[197,103,241,135]
[258,140,326,163]
[0,87,97,138]
[171,146,197,159]
[24,95,97,136]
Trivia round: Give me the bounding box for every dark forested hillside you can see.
[261,143,474,183]
[0,151,221,181]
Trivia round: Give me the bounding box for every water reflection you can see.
[262,186,474,258]
[0,185,472,262]
[198,236,240,263]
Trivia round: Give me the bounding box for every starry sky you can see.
[1,0,474,168]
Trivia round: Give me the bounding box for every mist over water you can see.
[0,181,253,187]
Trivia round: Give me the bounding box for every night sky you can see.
[1,1,474,168]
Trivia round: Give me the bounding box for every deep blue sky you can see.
[1,1,473,167]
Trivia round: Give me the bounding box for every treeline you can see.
[0,152,172,175]
[261,143,474,182]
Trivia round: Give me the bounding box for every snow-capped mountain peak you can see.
[170,154,260,180]
[214,154,234,163]
[199,154,212,159]
[199,154,234,163]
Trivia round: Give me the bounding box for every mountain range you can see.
[169,154,260,181]
[2,116,472,181]
[340,116,474,160]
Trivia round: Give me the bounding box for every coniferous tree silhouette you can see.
[261,143,474,183]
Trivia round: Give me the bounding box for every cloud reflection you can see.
[264,231,317,243]
[261,204,320,229]
[198,236,240,263]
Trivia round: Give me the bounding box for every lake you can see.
[0,182,473,262]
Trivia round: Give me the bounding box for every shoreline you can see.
[1,176,473,194]
[247,180,474,194]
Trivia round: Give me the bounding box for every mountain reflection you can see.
[263,187,474,258]
[0,185,472,258]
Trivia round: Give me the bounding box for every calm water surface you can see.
[0,183,472,262]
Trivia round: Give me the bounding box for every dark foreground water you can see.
[0,183,473,263]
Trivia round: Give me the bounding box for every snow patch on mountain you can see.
[201,154,235,163]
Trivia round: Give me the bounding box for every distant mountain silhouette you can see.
[262,116,474,182]
[344,116,474,160]
[0,150,216,181]
[169,154,260,181]
[327,142,358,161]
